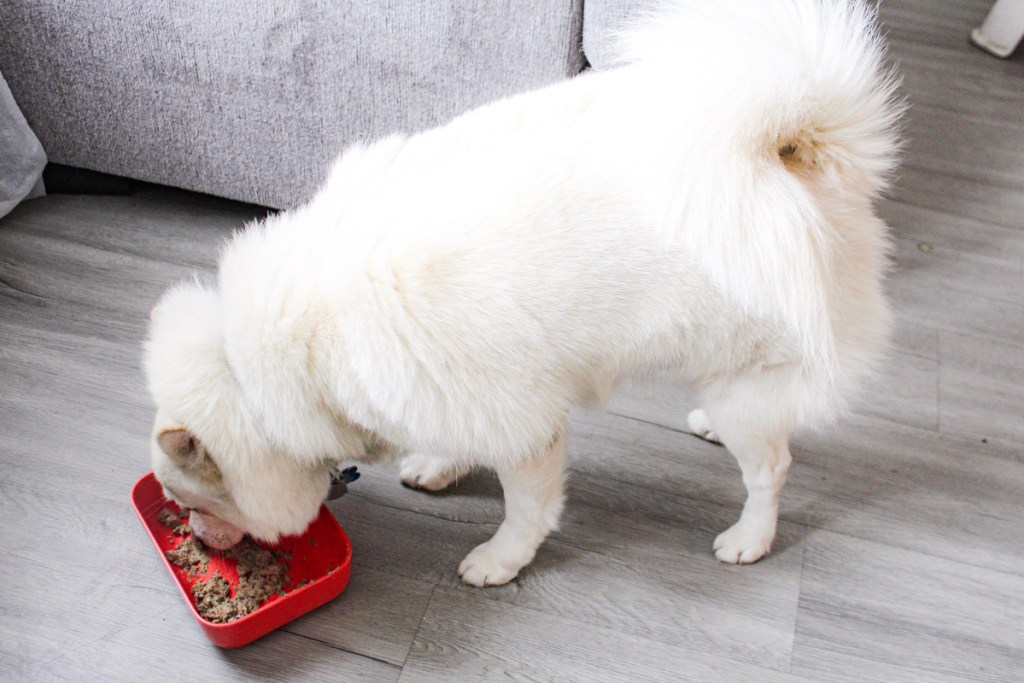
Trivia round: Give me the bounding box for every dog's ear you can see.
[157,426,200,465]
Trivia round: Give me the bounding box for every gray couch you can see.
[0,1,645,210]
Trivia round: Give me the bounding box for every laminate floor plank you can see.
[400,587,807,683]
[790,530,1024,683]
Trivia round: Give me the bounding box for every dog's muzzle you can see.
[189,510,245,550]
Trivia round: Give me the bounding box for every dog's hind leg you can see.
[712,431,791,564]
[686,408,721,444]
[458,428,567,586]
[700,386,794,564]
[399,452,471,492]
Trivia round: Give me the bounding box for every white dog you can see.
[145,0,901,586]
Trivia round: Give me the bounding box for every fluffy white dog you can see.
[145,0,901,585]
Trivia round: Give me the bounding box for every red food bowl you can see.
[131,472,351,648]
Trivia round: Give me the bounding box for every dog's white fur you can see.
[145,0,901,584]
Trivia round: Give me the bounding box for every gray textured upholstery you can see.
[0,70,45,219]
[0,1,584,208]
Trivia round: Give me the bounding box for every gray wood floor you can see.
[2,1,1022,680]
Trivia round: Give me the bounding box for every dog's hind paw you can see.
[687,409,721,444]
[713,518,774,564]
[399,453,466,492]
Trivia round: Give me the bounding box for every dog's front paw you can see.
[458,540,523,587]
[399,453,464,492]
[713,517,775,564]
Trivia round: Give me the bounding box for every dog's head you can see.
[143,281,333,549]
[150,420,247,549]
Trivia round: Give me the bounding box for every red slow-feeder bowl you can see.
[131,472,351,648]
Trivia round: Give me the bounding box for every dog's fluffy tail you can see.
[611,0,902,194]
[611,0,902,398]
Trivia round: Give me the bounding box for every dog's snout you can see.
[189,510,245,550]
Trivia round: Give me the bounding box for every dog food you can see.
[165,536,213,578]
[191,575,233,620]
[157,507,191,537]
[158,507,292,623]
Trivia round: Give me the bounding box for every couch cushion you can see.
[0,1,584,208]
[0,70,45,219]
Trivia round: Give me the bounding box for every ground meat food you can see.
[158,507,293,623]
[227,544,290,619]
[157,507,190,536]
[157,507,181,530]
[164,536,211,578]
[191,575,234,621]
